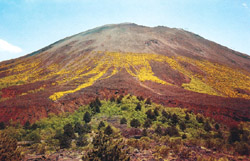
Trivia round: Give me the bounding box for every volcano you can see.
[0,23,249,125]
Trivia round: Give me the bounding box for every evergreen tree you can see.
[74,122,84,135]
[135,103,142,111]
[98,121,105,130]
[228,126,241,144]
[59,134,72,149]
[137,96,144,101]
[185,113,190,120]
[83,124,92,133]
[95,97,102,107]
[146,109,156,120]
[76,135,88,147]
[204,121,212,132]
[63,123,76,139]
[0,122,5,130]
[145,98,151,105]
[143,119,152,128]
[110,96,115,102]
[171,113,178,125]
[162,110,168,118]
[215,123,220,130]
[24,121,31,129]
[155,125,162,135]
[104,125,113,135]
[142,129,147,136]
[120,117,127,124]
[179,122,186,131]
[154,108,159,117]
[165,126,179,137]
[30,123,38,130]
[130,119,141,128]
[83,112,91,123]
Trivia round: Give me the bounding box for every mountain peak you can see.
[0,23,249,126]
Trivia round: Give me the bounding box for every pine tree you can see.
[120,117,127,124]
[63,123,76,139]
[98,121,105,130]
[145,98,151,105]
[130,119,141,128]
[155,125,162,135]
[135,103,142,111]
[204,121,211,132]
[24,121,30,129]
[179,122,186,131]
[143,119,152,128]
[83,112,91,123]
[171,113,178,125]
[104,125,113,135]
[0,122,5,130]
[76,135,88,147]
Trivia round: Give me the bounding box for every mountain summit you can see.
[0,23,249,124]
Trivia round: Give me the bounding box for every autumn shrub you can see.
[156,145,170,158]
[0,132,23,161]
[234,142,249,156]
[83,132,130,161]
[165,126,179,137]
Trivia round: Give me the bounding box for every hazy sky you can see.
[0,0,250,62]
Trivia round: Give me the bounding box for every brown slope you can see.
[0,23,249,125]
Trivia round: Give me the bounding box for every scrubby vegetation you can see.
[0,95,249,160]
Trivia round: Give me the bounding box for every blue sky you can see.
[0,0,250,62]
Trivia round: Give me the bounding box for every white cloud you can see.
[242,3,248,9]
[0,39,22,53]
